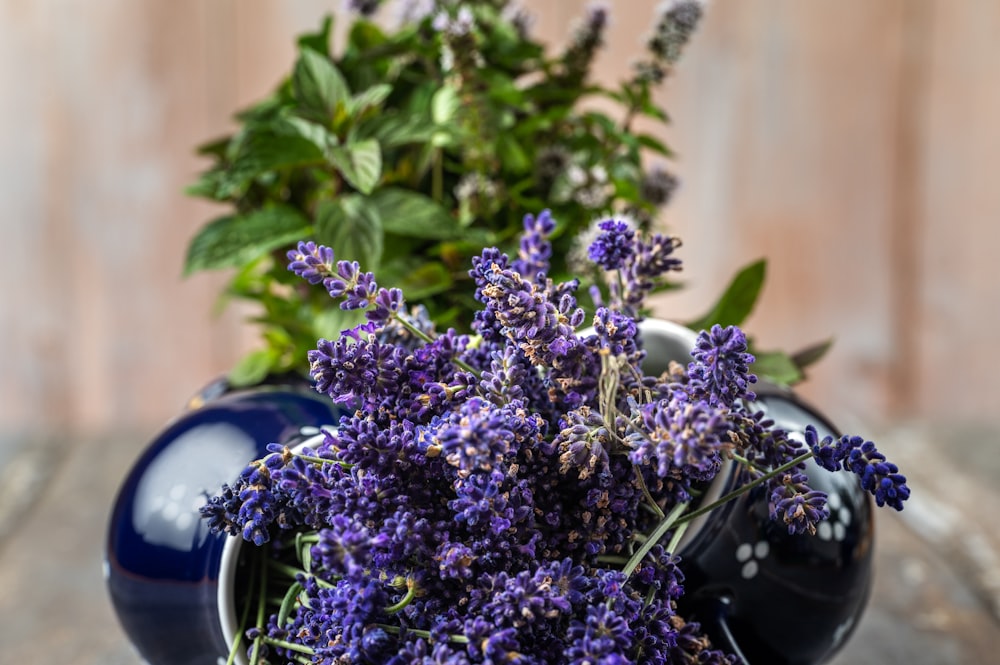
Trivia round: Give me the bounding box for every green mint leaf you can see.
[370,187,461,240]
[363,112,436,148]
[636,133,674,157]
[349,84,392,116]
[790,338,834,371]
[685,259,767,331]
[431,85,461,125]
[232,131,324,176]
[328,139,382,194]
[183,205,311,275]
[315,195,384,271]
[751,349,804,387]
[293,49,350,119]
[227,348,281,387]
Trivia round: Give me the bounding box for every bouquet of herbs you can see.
[202,211,910,664]
[185,0,815,387]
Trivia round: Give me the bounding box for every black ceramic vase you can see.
[639,319,874,665]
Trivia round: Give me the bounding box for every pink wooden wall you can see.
[2,0,997,439]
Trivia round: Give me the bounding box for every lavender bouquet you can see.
[202,211,910,664]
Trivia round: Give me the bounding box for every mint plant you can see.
[185,1,822,386]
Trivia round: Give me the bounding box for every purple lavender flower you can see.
[434,397,514,477]
[628,397,729,481]
[513,209,556,282]
[687,324,757,407]
[287,240,334,284]
[806,426,911,510]
[588,218,636,271]
[206,214,911,665]
[308,329,408,407]
[287,241,381,308]
[616,231,683,313]
[769,471,829,535]
[565,604,634,664]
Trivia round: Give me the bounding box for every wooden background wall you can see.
[2,0,997,440]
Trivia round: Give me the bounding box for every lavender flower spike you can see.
[287,240,381,309]
[806,426,911,510]
[687,324,757,407]
[512,209,556,282]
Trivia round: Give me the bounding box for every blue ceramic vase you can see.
[104,377,341,665]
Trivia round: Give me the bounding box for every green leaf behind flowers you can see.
[293,49,350,119]
[315,195,384,271]
[370,188,460,240]
[750,349,803,386]
[685,259,767,331]
[328,139,382,194]
[184,205,311,275]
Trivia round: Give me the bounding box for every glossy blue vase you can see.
[104,378,341,665]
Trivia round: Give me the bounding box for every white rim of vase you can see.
[217,431,332,665]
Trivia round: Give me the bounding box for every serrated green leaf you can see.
[272,116,339,150]
[293,49,350,118]
[363,112,436,148]
[184,205,311,275]
[315,195,383,270]
[431,85,461,125]
[228,348,280,387]
[751,350,803,386]
[686,259,767,331]
[790,338,834,371]
[369,187,461,239]
[232,131,324,176]
[349,84,392,115]
[329,139,382,194]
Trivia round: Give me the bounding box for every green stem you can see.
[376,624,470,645]
[277,581,304,628]
[384,583,416,615]
[294,452,352,468]
[225,555,256,665]
[633,465,664,519]
[674,451,814,528]
[665,521,689,555]
[262,637,315,655]
[432,148,443,203]
[622,500,688,579]
[248,550,268,665]
[395,315,480,376]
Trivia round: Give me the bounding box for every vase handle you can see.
[693,594,751,665]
